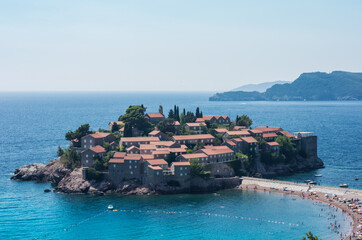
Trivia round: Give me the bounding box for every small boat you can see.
[355,176,359,181]
[315,174,322,177]
[339,184,348,188]
[304,180,311,183]
[108,205,114,210]
[309,181,317,185]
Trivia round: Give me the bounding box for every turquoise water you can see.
[0,92,360,239]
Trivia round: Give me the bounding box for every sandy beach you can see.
[239,177,362,240]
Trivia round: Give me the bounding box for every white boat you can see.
[339,184,348,188]
[314,174,322,177]
[309,181,317,185]
[108,205,114,210]
[304,180,311,183]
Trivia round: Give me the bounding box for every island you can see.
[11,105,324,195]
[209,71,362,101]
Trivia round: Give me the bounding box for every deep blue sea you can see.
[0,92,361,239]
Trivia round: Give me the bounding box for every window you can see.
[135,165,137,169]
[113,164,116,168]
[185,173,187,176]
[130,171,133,175]
[90,145,92,148]
[185,167,187,170]
[180,173,183,176]
[86,154,88,158]
[90,139,92,143]
[129,166,132,169]
[86,160,88,163]
[84,139,86,143]
[180,167,183,170]
[84,145,87,148]
[156,171,159,175]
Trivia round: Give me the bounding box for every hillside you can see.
[232,81,291,92]
[210,71,362,101]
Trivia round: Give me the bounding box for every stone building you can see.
[81,145,106,168]
[81,132,116,150]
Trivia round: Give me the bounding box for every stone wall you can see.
[190,176,241,193]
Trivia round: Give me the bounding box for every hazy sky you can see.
[1,0,361,92]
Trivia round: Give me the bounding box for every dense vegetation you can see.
[118,105,154,136]
[65,124,91,141]
[210,71,362,101]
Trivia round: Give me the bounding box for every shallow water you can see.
[0,92,360,239]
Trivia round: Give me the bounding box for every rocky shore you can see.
[10,158,241,195]
[251,154,324,178]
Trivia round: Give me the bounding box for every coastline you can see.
[239,177,362,240]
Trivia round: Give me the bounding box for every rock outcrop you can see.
[251,155,324,178]
[11,158,70,185]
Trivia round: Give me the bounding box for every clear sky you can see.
[0,0,361,92]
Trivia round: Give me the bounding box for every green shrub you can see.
[86,168,103,181]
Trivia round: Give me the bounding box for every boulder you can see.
[55,168,90,194]
[11,158,70,185]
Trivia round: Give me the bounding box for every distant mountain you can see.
[232,81,291,92]
[210,71,362,101]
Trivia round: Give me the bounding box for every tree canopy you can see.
[118,105,153,135]
[276,135,297,161]
[157,118,176,134]
[236,115,253,128]
[301,231,321,240]
[65,124,91,141]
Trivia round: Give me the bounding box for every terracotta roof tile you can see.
[113,152,126,159]
[121,137,160,142]
[145,113,164,118]
[89,145,106,153]
[109,158,124,163]
[172,162,191,166]
[267,141,280,146]
[241,136,258,143]
[172,134,214,141]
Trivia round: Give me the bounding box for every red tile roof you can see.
[199,146,234,155]
[179,153,208,159]
[113,152,126,159]
[225,130,250,136]
[256,126,283,133]
[234,126,247,130]
[140,154,155,160]
[148,130,161,135]
[121,137,160,142]
[139,144,157,150]
[146,159,168,166]
[172,134,214,141]
[90,145,106,153]
[90,132,112,139]
[241,136,258,143]
[279,131,295,138]
[195,118,206,123]
[172,162,191,166]
[185,122,205,127]
[109,158,124,163]
[249,129,263,134]
[145,113,164,118]
[214,128,229,133]
[267,141,280,146]
[263,133,278,138]
[226,140,236,146]
[153,149,170,155]
[127,146,140,151]
[174,121,180,126]
[148,165,163,170]
[124,154,142,160]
